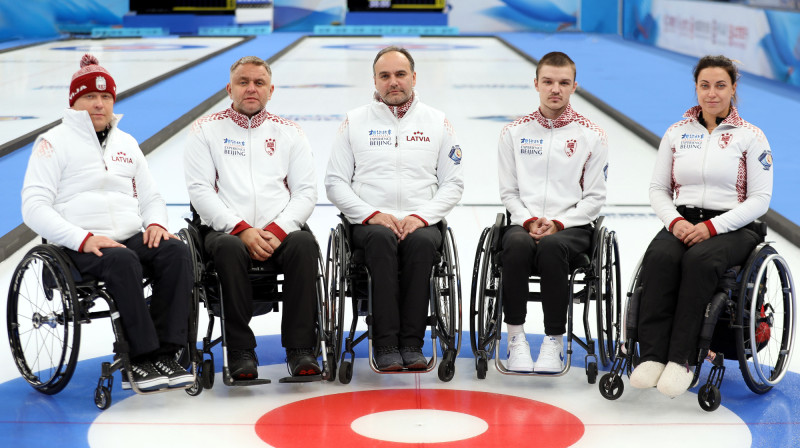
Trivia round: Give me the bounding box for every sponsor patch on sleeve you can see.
[449,145,462,165]
[758,150,772,171]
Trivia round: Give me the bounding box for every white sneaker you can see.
[629,361,666,389]
[534,336,564,373]
[506,334,534,372]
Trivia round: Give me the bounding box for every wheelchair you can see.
[178,212,336,392]
[599,235,796,411]
[6,241,200,410]
[470,213,621,382]
[326,214,462,383]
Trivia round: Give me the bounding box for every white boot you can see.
[629,361,665,389]
[657,361,694,398]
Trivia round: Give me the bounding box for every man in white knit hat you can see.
[22,54,194,392]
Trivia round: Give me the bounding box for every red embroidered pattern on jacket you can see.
[737,151,748,202]
[671,145,681,199]
[682,105,745,128]
[131,178,138,198]
[34,138,54,158]
[500,114,536,137]
[337,118,349,135]
[191,111,228,133]
[444,118,455,136]
[579,152,591,190]
[375,91,414,119]
[573,113,608,146]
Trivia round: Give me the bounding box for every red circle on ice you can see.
[255,389,584,447]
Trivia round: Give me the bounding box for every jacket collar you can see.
[225,104,270,129]
[533,103,577,129]
[63,107,122,138]
[373,91,416,119]
[683,105,744,128]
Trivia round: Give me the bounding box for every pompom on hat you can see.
[68,54,117,107]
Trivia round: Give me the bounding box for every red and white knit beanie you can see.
[68,54,117,107]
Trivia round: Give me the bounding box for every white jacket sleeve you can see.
[411,118,463,225]
[709,135,772,234]
[184,122,242,233]
[498,125,530,226]
[21,137,90,250]
[649,131,683,230]
[325,119,378,223]
[554,131,608,228]
[272,131,317,234]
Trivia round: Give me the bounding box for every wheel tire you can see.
[587,362,598,384]
[325,348,338,382]
[698,384,721,412]
[201,359,215,390]
[185,376,203,396]
[94,386,111,410]
[7,246,82,395]
[476,355,488,380]
[339,360,353,384]
[438,351,456,382]
[598,373,624,400]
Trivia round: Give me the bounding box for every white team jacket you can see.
[498,104,608,229]
[650,106,773,235]
[22,108,168,251]
[184,106,317,239]
[325,95,464,225]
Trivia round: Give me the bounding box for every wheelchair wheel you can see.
[595,228,621,367]
[697,384,721,412]
[735,243,796,394]
[438,350,456,382]
[326,225,347,382]
[7,245,82,395]
[201,358,215,390]
[469,224,500,364]
[436,227,462,359]
[598,373,624,400]
[94,385,112,410]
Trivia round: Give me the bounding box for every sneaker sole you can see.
[377,362,404,372]
[168,374,195,388]
[404,361,428,370]
[121,377,169,391]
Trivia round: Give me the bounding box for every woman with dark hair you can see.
[629,55,773,398]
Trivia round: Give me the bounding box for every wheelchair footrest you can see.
[278,374,322,383]
[228,378,272,386]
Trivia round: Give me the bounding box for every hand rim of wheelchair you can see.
[737,246,796,391]
[7,245,81,395]
[470,213,620,380]
[327,218,460,382]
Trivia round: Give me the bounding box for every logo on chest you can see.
[407,131,430,142]
[564,139,577,157]
[679,133,704,150]
[718,133,732,149]
[519,137,543,155]
[368,129,392,147]
[265,138,276,156]
[111,151,133,164]
[223,137,246,156]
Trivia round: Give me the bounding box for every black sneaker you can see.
[229,349,258,380]
[286,348,321,376]
[121,360,169,391]
[153,354,194,388]
[374,346,403,371]
[400,346,428,370]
